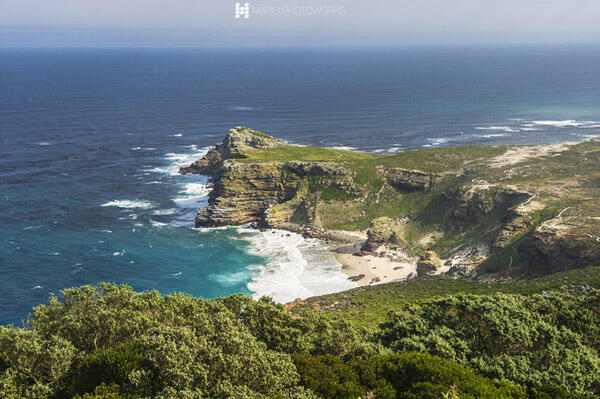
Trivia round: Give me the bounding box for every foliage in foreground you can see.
[294,352,525,399]
[0,284,370,398]
[378,292,600,395]
[1,283,599,398]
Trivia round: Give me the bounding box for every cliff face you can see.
[182,127,600,278]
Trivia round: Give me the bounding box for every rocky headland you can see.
[181,127,600,281]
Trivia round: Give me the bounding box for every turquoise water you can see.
[1,46,600,325]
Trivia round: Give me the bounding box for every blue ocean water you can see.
[1,47,600,325]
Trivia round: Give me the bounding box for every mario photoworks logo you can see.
[235,2,345,19]
[235,3,250,19]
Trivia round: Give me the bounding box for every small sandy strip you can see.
[329,244,416,286]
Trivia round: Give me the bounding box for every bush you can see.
[293,354,365,398]
[361,352,525,399]
[292,352,525,399]
[378,292,600,395]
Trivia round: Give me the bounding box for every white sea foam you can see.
[227,106,255,111]
[151,221,168,228]
[475,126,520,132]
[170,176,212,226]
[330,146,358,151]
[130,147,141,150]
[152,208,177,216]
[171,133,183,137]
[147,146,211,176]
[532,120,584,127]
[373,147,404,153]
[474,133,509,138]
[236,228,356,303]
[102,200,153,209]
[209,270,252,286]
[118,213,138,220]
[35,142,53,146]
[422,137,454,147]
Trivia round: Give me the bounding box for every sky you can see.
[1,0,600,47]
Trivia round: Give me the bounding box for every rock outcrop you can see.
[362,217,406,253]
[417,251,443,276]
[379,167,461,191]
[445,184,531,222]
[522,217,600,273]
[184,127,359,232]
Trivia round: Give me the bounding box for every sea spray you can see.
[238,228,356,303]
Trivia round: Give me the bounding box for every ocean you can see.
[1,46,599,325]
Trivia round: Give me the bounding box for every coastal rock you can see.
[445,184,530,222]
[348,274,365,282]
[363,217,406,251]
[179,148,222,175]
[380,167,461,191]
[196,161,298,227]
[522,217,600,274]
[186,128,360,229]
[417,251,443,276]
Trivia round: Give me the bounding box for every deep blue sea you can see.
[2,47,600,325]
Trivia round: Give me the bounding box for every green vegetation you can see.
[294,352,526,399]
[3,276,600,398]
[238,145,374,163]
[378,293,600,394]
[293,265,600,327]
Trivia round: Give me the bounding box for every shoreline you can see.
[328,242,417,287]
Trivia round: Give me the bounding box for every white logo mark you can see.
[235,3,250,19]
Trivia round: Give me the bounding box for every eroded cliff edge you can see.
[181,127,600,279]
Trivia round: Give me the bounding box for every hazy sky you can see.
[1,0,600,47]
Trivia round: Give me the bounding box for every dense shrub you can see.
[0,284,331,398]
[293,354,366,398]
[378,292,600,395]
[2,283,599,398]
[292,352,525,399]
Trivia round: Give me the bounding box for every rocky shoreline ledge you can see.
[181,127,600,282]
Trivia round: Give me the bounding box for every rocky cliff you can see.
[181,127,600,279]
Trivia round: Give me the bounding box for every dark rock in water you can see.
[348,274,365,281]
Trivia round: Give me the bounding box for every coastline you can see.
[328,242,417,286]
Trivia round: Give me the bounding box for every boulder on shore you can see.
[417,251,442,276]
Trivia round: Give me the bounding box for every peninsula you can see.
[181,127,600,282]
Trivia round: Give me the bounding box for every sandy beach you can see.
[329,243,417,286]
